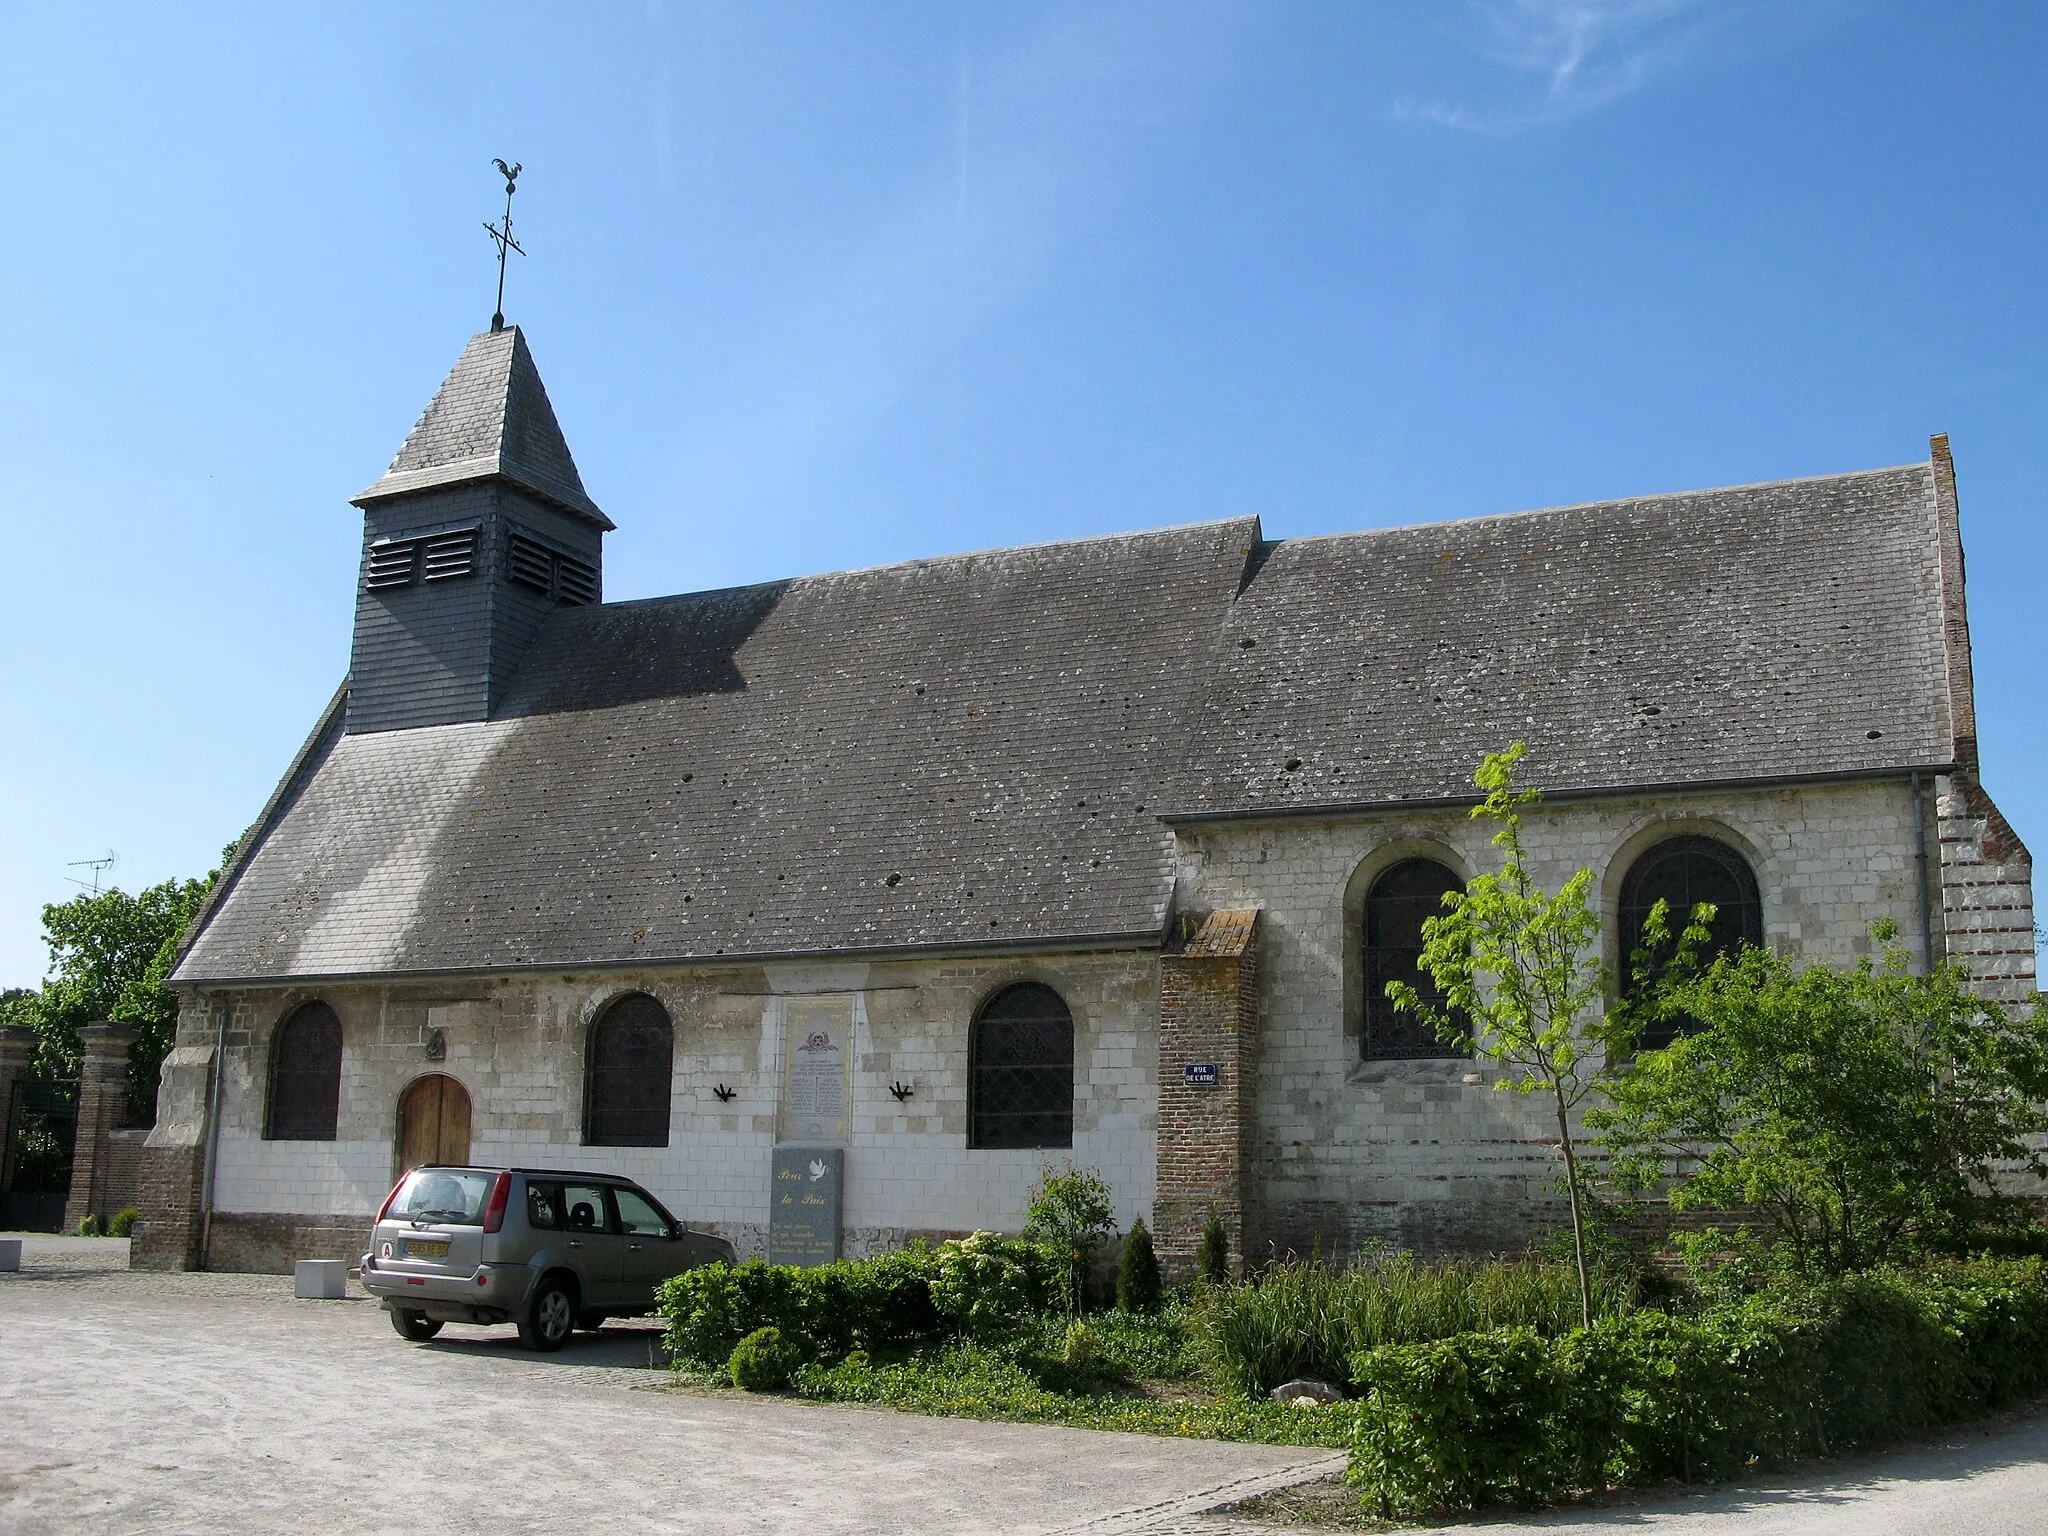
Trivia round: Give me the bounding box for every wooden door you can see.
[398,1075,472,1170]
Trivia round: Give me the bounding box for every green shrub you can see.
[1117,1217,1163,1312]
[108,1206,138,1238]
[1197,1211,1230,1285]
[728,1326,802,1391]
[659,1245,944,1366]
[77,1213,104,1237]
[1343,1258,2048,1517]
[1198,1256,1631,1398]
[929,1232,1063,1337]
[1025,1164,1116,1313]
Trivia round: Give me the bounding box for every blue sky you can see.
[1,1,2042,986]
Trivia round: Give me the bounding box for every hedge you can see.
[659,1234,1065,1367]
[1345,1258,2048,1517]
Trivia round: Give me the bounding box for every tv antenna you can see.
[484,158,524,332]
[66,852,117,895]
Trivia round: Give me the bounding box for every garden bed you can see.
[659,1238,2048,1519]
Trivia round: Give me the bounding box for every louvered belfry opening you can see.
[1621,834,1764,1051]
[363,527,478,592]
[1363,859,1470,1060]
[969,983,1075,1150]
[508,530,598,606]
[266,1001,343,1141]
[584,994,674,1147]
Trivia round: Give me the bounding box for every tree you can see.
[1115,1215,1163,1311]
[1024,1162,1116,1314]
[10,843,234,1116]
[1591,921,2048,1275]
[1387,743,1634,1327]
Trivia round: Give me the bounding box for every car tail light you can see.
[482,1171,512,1233]
[376,1174,409,1222]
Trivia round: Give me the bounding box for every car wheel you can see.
[577,1311,608,1332]
[390,1308,443,1342]
[520,1278,577,1352]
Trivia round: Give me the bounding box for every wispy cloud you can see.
[1397,0,1726,134]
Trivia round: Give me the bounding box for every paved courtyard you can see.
[0,1235,1336,1535]
[4,1234,2046,1536]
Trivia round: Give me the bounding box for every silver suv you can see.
[360,1165,736,1351]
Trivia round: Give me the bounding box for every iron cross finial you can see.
[485,159,525,331]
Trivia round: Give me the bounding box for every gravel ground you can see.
[0,1234,1337,1535]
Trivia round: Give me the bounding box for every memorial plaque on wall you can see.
[779,996,852,1141]
[769,1146,844,1266]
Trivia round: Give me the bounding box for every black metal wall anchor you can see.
[711,1083,737,1102]
[888,1081,914,1102]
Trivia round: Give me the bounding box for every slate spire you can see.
[352,325,612,530]
[344,326,610,735]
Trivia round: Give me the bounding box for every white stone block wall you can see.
[1171,777,1946,1258]
[195,948,1159,1257]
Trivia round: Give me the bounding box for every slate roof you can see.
[176,462,1956,984]
[1172,463,1954,817]
[353,327,612,529]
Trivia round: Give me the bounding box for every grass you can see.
[792,1331,1360,1448]
[1196,1255,1635,1397]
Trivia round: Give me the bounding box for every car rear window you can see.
[388,1169,497,1225]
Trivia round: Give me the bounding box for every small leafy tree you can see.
[1196,1209,1231,1285]
[1387,744,1634,1326]
[8,848,232,1118]
[1592,920,2048,1274]
[1116,1215,1163,1311]
[1025,1162,1116,1314]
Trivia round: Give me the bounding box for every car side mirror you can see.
[668,1221,684,1241]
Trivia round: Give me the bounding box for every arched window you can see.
[584,994,674,1147]
[266,1001,342,1141]
[1364,859,1468,1060]
[969,982,1074,1150]
[1620,834,1764,1051]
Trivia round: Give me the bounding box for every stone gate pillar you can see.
[1154,908,1261,1281]
[64,1020,137,1233]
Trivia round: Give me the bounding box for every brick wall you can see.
[1154,909,1259,1280]
[131,999,217,1270]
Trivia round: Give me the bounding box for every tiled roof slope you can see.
[1169,463,1952,815]
[176,519,1261,981]
[175,463,1954,984]
[352,327,612,528]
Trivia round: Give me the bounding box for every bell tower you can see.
[344,326,611,734]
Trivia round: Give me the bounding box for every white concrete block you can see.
[294,1258,347,1299]
[0,1238,20,1272]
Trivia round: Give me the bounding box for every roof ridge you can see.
[1278,460,1931,548]
[591,514,1265,610]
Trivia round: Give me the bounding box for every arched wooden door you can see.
[398,1075,472,1170]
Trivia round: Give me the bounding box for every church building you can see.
[133,324,2036,1274]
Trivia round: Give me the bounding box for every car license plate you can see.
[406,1238,449,1258]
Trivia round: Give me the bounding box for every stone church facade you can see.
[133,326,2035,1275]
